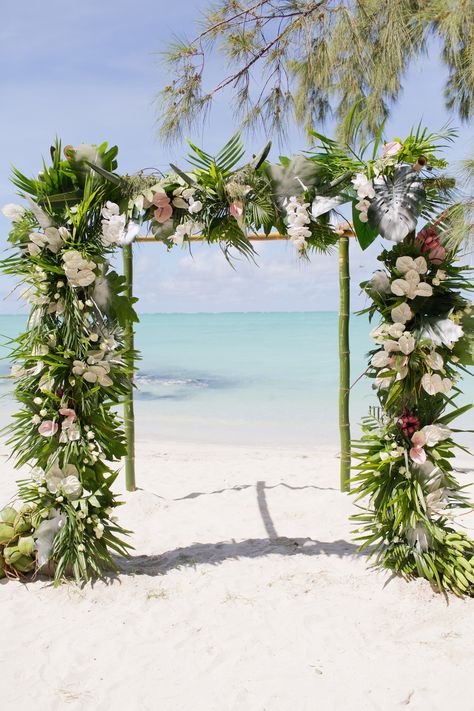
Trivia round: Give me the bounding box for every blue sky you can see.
[1,0,472,314]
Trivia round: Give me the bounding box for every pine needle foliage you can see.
[157,0,474,143]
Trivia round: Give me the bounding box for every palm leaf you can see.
[367,166,426,241]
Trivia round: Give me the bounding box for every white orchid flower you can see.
[351,173,375,200]
[391,270,433,299]
[2,203,25,221]
[188,197,203,214]
[72,360,112,387]
[395,256,428,275]
[421,373,453,396]
[102,201,120,220]
[391,302,413,324]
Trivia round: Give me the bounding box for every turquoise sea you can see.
[1,312,473,447]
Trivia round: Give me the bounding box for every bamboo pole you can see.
[338,235,351,492]
[122,243,136,492]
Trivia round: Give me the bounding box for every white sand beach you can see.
[1,438,474,711]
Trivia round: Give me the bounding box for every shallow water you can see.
[1,312,472,447]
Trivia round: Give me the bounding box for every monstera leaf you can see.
[367,166,426,242]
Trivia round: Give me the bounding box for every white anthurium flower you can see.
[398,333,416,355]
[391,270,433,300]
[61,469,83,500]
[369,270,391,294]
[419,318,464,348]
[371,351,391,368]
[426,350,444,371]
[387,322,405,339]
[391,302,413,325]
[383,339,400,353]
[395,256,428,275]
[86,364,112,386]
[374,369,393,389]
[2,203,25,221]
[44,464,65,494]
[34,510,65,566]
[62,251,97,287]
[370,324,388,343]
[43,226,69,253]
[421,372,453,396]
[420,424,451,447]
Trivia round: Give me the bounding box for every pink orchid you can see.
[38,420,59,438]
[229,201,244,224]
[409,430,427,464]
[59,408,77,422]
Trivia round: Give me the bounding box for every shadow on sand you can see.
[117,536,367,579]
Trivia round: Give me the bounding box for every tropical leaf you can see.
[85,161,121,185]
[367,166,426,242]
[352,202,379,249]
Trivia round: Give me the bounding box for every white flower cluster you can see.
[101,201,140,246]
[285,196,311,252]
[172,187,203,214]
[28,226,70,257]
[351,173,375,223]
[391,256,433,299]
[62,251,97,288]
[169,220,194,246]
[72,348,113,387]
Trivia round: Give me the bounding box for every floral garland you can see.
[0,136,346,585]
[0,141,135,583]
[350,131,474,595]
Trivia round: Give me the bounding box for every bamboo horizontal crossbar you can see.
[136,227,355,243]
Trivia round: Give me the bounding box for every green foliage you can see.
[0,141,132,584]
[157,1,474,144]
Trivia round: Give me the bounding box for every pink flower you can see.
[38,420,59,437]
[59,408,77,422]
[382,141,402,157]
[152,193,173,223]
[229,201,244,224]
[409,431,426,464]
[416,227,447,265]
